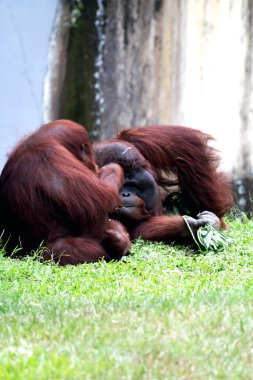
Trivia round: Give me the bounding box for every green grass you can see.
[1,218,253,379]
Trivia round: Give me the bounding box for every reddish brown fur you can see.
[119,125,232,218]
[0,120,131,265]
[94,125,233,244]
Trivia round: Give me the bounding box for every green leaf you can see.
[184,216,233,253]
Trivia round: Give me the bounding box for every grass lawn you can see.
[0,218,253,379]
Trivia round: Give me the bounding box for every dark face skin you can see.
[118,168,159,220]
[93,141,162,222]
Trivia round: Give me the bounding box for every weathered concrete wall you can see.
[1,0,253,210]
[59,0,100,139]
[97,0,253,178]
[43,0,70,123]
[176,0,253,178]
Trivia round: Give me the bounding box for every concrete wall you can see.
[98,0,253,177]
[1,0,253,194]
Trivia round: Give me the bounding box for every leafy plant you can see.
[183,216,232,252]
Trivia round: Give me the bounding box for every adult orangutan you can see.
[94,125,233,243]
[0,120,131,265]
